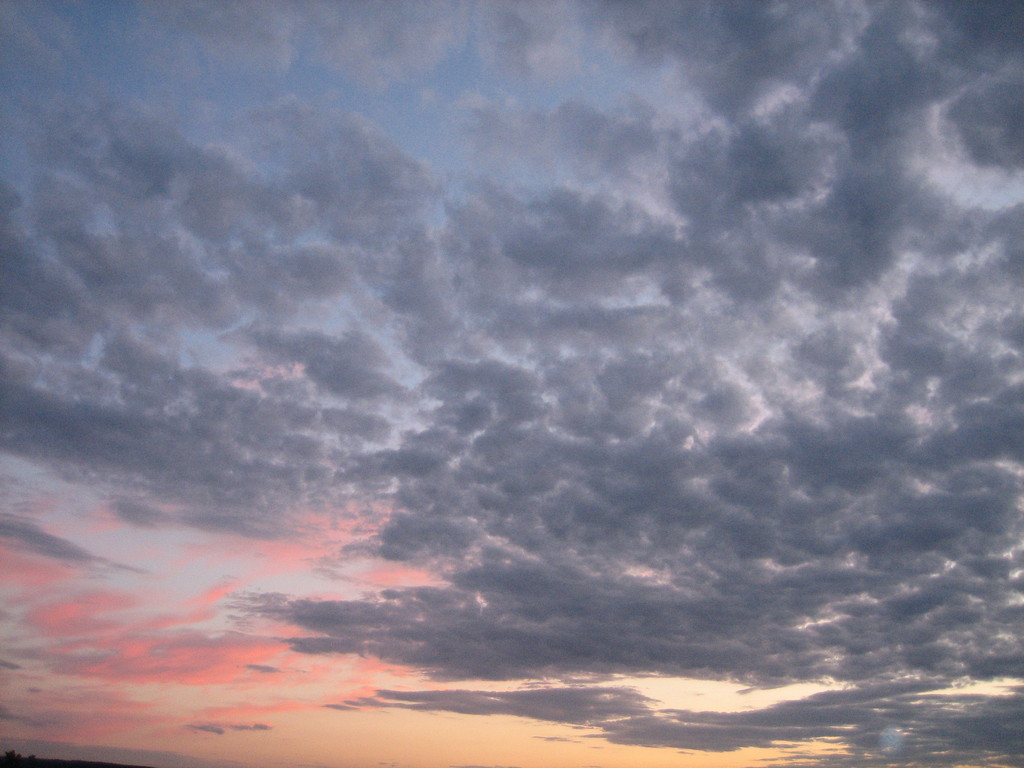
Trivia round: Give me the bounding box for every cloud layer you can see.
[2,2,1023,766]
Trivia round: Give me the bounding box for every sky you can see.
[1,2,1023,767]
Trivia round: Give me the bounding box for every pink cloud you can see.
[191,578,242,607]
[315,656,425,710]
[7,685,163,741]
[130,579,245,632]
[355,563,443,588]
[172,507,380,584]
[53,630,286,685]
[28,591,140,637]
[0,543,78,590]
[21,579,247,644]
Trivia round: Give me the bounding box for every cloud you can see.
[348,681,1024,765]
[591,0,858,115]
[352,686,652,725]
[244,518,1024,685]
[188,723,226,735]
[0,703,28,723]
[477,1,581,81]
[602,684,1024,762]
[147,0,469,88]
[0,513,99,565]
[464,98,667,200]
[187,721,272,736]
[306,1,468,89]
[0,92,448,535]
[3,3,1024,766]
[46,624,286,685]
[0,686,167,742]
[110,498,171,528]
[0,514,140,573]
[246,328,404,401]
[244,664,282,675]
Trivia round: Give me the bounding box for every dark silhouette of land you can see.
[4,752,155,768]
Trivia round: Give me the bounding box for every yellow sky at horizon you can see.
[104,705,845,768]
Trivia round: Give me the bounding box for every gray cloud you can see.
[148,0,468,88]
[3,2,1024,765]
[0,513,98,564]
[466,98,662,180]
[350,686,652,725]
[477,1,581,81]
[247,328,404,401]
[948,74,1024,168]
[111,498,171,528]
[187,723,226,735]
[0,513,140,574]
[343,680,1024,766]
[186,722,271,736]
[603,684,1024,764]
[244,664,281,675]
[592,0,858,116]
[0,93,440,533]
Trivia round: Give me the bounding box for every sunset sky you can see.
[2,2,1024,768]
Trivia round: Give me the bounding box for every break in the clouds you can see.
[2,2,1024,768]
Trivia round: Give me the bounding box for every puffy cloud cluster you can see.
[2,1,1023,765]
